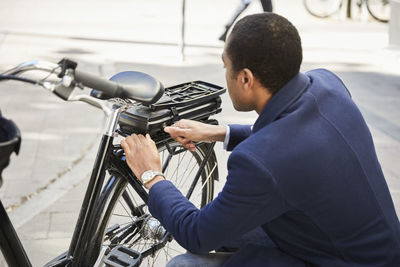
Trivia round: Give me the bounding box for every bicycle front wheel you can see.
[303,0,343,18]
[87,141,217,267]
[366,0,390,23]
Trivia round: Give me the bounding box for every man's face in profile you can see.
[222,45,248,112]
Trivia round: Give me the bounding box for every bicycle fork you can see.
[71,105,126,266]
[44,103,125,267]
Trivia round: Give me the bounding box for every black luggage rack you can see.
[148,81,225,111]
[118,81,226,137]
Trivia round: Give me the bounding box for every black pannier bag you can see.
[0,111,21,187]
[118,81,226,139]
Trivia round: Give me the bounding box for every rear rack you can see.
[148,81,225,111]
[118,81,225,136]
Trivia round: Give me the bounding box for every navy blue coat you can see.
[149,69,400,266]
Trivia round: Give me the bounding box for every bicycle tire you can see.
[86,141,217,266]
[366,0,390,23]
[303,0,343,18]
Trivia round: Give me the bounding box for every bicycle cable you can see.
[39,65,60,83]
[0,74,40,85]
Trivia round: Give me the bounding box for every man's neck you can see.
[254,86,273,114]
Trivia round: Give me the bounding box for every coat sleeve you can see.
[227,124,252,151]
[148,149,289,254]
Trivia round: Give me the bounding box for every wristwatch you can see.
[141,170,165,185]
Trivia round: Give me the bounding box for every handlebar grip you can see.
[74,70,123,97]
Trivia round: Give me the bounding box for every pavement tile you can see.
[18,212,51,240]
[47,211,78,239]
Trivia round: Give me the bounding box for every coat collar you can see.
[252,72,310,133]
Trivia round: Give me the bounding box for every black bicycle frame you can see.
[1,107,218,267]
[0,136,122,267]
[43,106,125,267]
[0,60,224,267]
[70,134,114,263]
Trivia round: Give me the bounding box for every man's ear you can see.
[241,68,254,90]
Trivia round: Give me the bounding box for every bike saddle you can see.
[91,71,164,104]
[0,111,21,187]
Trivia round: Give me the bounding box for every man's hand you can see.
[120,134,163,189]
[164,119,226,151]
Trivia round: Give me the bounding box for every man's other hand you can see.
[164,119,226,151]
[120,134,162,185]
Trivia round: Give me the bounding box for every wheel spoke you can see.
[201,162,217,191]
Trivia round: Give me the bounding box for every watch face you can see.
[141,170,164,185]
[142,170,156,183]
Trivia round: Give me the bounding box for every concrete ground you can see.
[0,0,399,266]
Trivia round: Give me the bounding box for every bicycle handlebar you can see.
[0,59,164,106]
[74,69,123,98]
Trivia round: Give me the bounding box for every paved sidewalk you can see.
[0,0,399,266]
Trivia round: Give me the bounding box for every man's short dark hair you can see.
[226,13,302,94]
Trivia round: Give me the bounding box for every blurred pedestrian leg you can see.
[219,0,273,42]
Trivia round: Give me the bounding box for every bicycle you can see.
[0,58,225,267]
[303,0,390,23]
